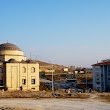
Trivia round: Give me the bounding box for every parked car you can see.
[53,92,60,96]
[77,89,83,93]
[70,89,77,93]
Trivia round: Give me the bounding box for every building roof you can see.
[92,61,110,66]
[40,78,52,83]
[0,43,21,51]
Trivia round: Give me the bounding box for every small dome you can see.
[8,59,17,63]
[26,60,37,63]
[0,43,21,51]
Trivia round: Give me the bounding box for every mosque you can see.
[0,42,39,91]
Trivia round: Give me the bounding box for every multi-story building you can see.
[0,42,39,91]
[92,59,110,92]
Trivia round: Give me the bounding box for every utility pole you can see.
[49,61,54,94]
[52,63,54,94]
[86,73,87,90]
[30,51,32,60]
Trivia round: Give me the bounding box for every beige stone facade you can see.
[0,43,39,91]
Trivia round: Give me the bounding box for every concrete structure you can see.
[0,42,39,91]
[92,59,110,92]
[63,68,68,72]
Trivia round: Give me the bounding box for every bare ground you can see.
[0,98,110,110]
[0,91,110,110]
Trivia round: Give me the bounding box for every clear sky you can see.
[0,0,110,67]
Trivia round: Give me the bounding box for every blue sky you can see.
[0,0,110,67]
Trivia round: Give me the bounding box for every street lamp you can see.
[49,61,54,94]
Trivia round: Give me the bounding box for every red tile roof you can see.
[92,61,110,66]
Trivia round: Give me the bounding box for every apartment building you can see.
[92,59,110,92]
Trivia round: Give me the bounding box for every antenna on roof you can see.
[7,40,8,43]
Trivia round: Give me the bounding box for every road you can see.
[0,98,110,110]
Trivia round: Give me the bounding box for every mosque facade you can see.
[0,42,39,91]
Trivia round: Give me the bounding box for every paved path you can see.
[0,98,110,110]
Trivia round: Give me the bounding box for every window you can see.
[101,74,103,77]
[31,79,35,84]
[31,67,35,73]
[96,82,100,84]
[108,65,110,76]
[0,67,3,73]
[22,79,26,85]
[0,80,3,86]
[31,88,35,90]
[22,67,26,73]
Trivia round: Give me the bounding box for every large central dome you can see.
[0,42,26,62]
[0,43,21,51]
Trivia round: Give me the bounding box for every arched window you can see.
[22,67,26,73]
[31,67,35,73]
[0,67,3,73]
